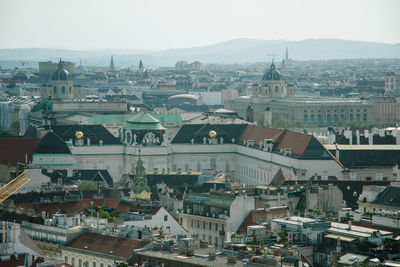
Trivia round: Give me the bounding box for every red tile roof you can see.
[240,125,313,157]
[0,137,39,165]
[274,130,312,157]
[239,125,284,145]
[64,232,149,259]
[35,198,120,216]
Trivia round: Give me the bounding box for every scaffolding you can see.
[0,171,30,203]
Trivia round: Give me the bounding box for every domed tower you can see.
[252,61,291,98]
[41,58,76,100]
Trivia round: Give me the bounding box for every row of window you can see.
[202,235,219,246]
[238,164,270,183]
[303,113,367,122]
[303,109,367,113]
[172,159,230,172]
[52,86,73,95]
[190,219,224,232]
[64,256,111,267]
[254,86,282,94]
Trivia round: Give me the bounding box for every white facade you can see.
[124,207,187,237]
[62,249,116,267]
[33,136,344,186]
[179,194,255,248]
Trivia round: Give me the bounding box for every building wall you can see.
[268,100,375,126]
[372,215,400,229]
[179,213,227,247]
[229,195,255,233]
[62,249,118,267]
[41,80,75,100]
[124,208,187,237]
[179,195,254,248]
[358,202,400,213]
[225,97,384,127]
[52,101,127,113]
[33,142,344,186]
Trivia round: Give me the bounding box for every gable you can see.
[52,125,121,145]
[172,124,247,144]
[35,132,70,154]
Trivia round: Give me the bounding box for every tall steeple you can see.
[110,55,115,71]
[138,59,144,73]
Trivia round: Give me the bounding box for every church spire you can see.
[110,55,115,71]
[138,59,144,73]
[134,149,146,179]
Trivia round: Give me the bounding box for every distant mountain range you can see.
[0,38,399,68]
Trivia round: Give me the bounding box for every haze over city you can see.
[0,0,399,50]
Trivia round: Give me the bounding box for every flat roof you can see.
[383,261,400,267]
[326,144,400,150]
[270,97,370,104]
[133,250,243,267]
[324,234,356,243]
[330,222,393,236]
[273,216,315,226]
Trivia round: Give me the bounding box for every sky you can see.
[0,0,399,50]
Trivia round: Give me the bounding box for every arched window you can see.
[275,86,279,93]
[341,114,345,120]
[311,114,315,122]
[69,86,72,93]
[356,114,360,121]
[318,114,322,121]
[304,114,308,122]
[350,114,354,121]
[327,114,331,122]
[62,86,66,94]
[334,114,338,121]
[53,86,57,94]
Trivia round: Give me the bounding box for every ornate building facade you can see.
[40,59,79,100]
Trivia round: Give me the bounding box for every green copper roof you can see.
[184,193,235,209]
[128,113,160,124]
[125,113,166,131]
[86,113,182,125]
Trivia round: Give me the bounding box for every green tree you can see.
[0,129,12,137]
[277,230,287,243]
[6,80,16,88]
[271,112,298,128]
[0,120,20,136]
[9,120,20,136]
[337,120,373,129]
[98,209,111,220]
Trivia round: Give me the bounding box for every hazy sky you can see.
[0,0,399,50]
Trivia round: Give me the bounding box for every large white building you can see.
[179,191,255,248]
[32,113,345,187]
